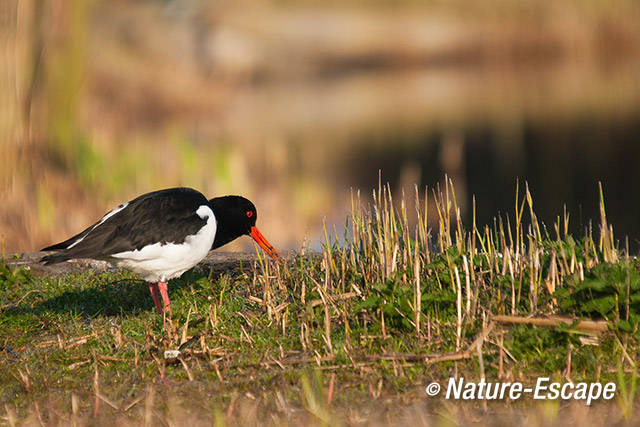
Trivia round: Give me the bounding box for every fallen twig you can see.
[97,355,129,362]
[36,332,98,349]
[68,360,91,370]
[310,291,359,308]
[123,396,145,412]
[0,290,41,311]
[178,357,194,381]
[493,315,609,333]
[240,355,335,368]
[96,392,119,411]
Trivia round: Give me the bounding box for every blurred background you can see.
[1,0,640,254]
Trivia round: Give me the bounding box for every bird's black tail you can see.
[40,251,73,265]
[41,231,87,251]
[41,242,68,251]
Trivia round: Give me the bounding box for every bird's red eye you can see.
[246,211,253,218]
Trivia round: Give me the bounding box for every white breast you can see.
[111,205,217,282]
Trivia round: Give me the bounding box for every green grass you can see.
[1,180,639,425]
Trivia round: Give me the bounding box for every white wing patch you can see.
[111,205,217,282]
[67,202,130,249]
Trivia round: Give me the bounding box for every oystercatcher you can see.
[40,187,282,316]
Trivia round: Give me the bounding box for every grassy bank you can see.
[1,180,639,425]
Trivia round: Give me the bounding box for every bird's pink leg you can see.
[148,282,163,315]
[158,281,171,313]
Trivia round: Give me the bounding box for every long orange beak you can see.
[250,226,284,263]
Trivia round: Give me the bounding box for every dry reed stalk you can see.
[493,315,609,333]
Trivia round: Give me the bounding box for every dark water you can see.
[345,114,640,250]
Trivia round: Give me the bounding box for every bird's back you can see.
[41,187,213,266]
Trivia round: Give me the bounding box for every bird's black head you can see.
[209,196,282,262]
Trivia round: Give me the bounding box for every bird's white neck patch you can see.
[196,205,213,220]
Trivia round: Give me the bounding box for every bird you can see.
[40,187,282,317]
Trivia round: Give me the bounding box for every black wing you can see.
[41,224,102,252]
[41,188,211,264]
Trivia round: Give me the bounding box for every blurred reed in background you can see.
[1,0,640,253]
